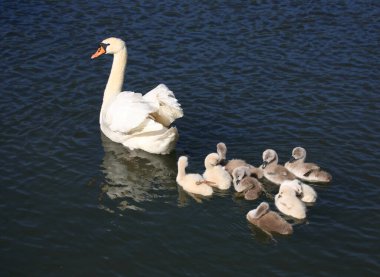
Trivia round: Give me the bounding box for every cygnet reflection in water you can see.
[99,134,177,211]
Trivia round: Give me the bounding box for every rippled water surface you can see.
[1,1,379,276]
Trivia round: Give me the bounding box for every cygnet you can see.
[176,156,213,196]
[261,149,297,185]
[275,180,306,219]
[203,153,232,190]
[232,166,263,200]
[282,179,317,203]
[217,142,263,179]
[285,147,332,183]
[246,202,293,235]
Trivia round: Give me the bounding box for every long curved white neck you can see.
[177,164,186,179]
[103,46,127,105]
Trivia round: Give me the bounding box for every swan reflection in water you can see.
[99,134,178,212]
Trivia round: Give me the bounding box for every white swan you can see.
[203,153,232,190]
[281,179,318,203]
[91,37,183,154]
[275,180,307,219]
[176,156,213,196]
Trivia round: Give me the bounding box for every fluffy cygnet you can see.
[176,156,213,196]
[261,149,297,185]
[203,153,232,190]
[275,180,307,219]
[232,166,263,200]
[246,202,293,235]
[282,179,317,203]
[217,142,263,179]
[285,147,332,183]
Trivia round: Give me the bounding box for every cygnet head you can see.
[262,149,278,169]
[91,37,126,59]
[204,153,220,169]
[279,181,300,196]
[232,166,250,184]
[247,202,270,220]
[216,142,227,161]
[177,156,189,169]
[289,147,307,162]
[281,179,303,195]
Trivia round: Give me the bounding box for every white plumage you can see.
[92,37,183,154]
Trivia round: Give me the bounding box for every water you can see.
[1,0,379,276]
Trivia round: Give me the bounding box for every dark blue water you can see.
[1,1,379,276]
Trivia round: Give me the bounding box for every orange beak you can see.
[91,46,106,59]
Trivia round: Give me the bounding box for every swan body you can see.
[92,37,183,154]
[300,183,318,203]
[246,202,293,235]
[203,153,232,190]
[281,180,317,203]
[261,149,296,185]
[176,156,213,196]
[275,180,306,219]
[285,147,332,183]
[232,166,263,200]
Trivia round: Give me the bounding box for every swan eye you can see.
[100,43,110,50]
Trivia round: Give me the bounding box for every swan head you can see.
[91,37,126,59]
[247,202,269,220]
[289,147,307,163]
[177,156,189,169]
[216,142,227,160]
[280,180,302,195]
[204,153,220,169]
[261,149,278,169]
[232,166,249,184]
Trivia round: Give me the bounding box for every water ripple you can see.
[1,0,379,276]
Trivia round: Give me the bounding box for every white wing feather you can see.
[104,92,156,134]
[103,84,182,135]
[143,84,183,127]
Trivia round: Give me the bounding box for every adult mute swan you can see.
[91,37,183,154]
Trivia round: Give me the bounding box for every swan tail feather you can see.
[144,84,184,127]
